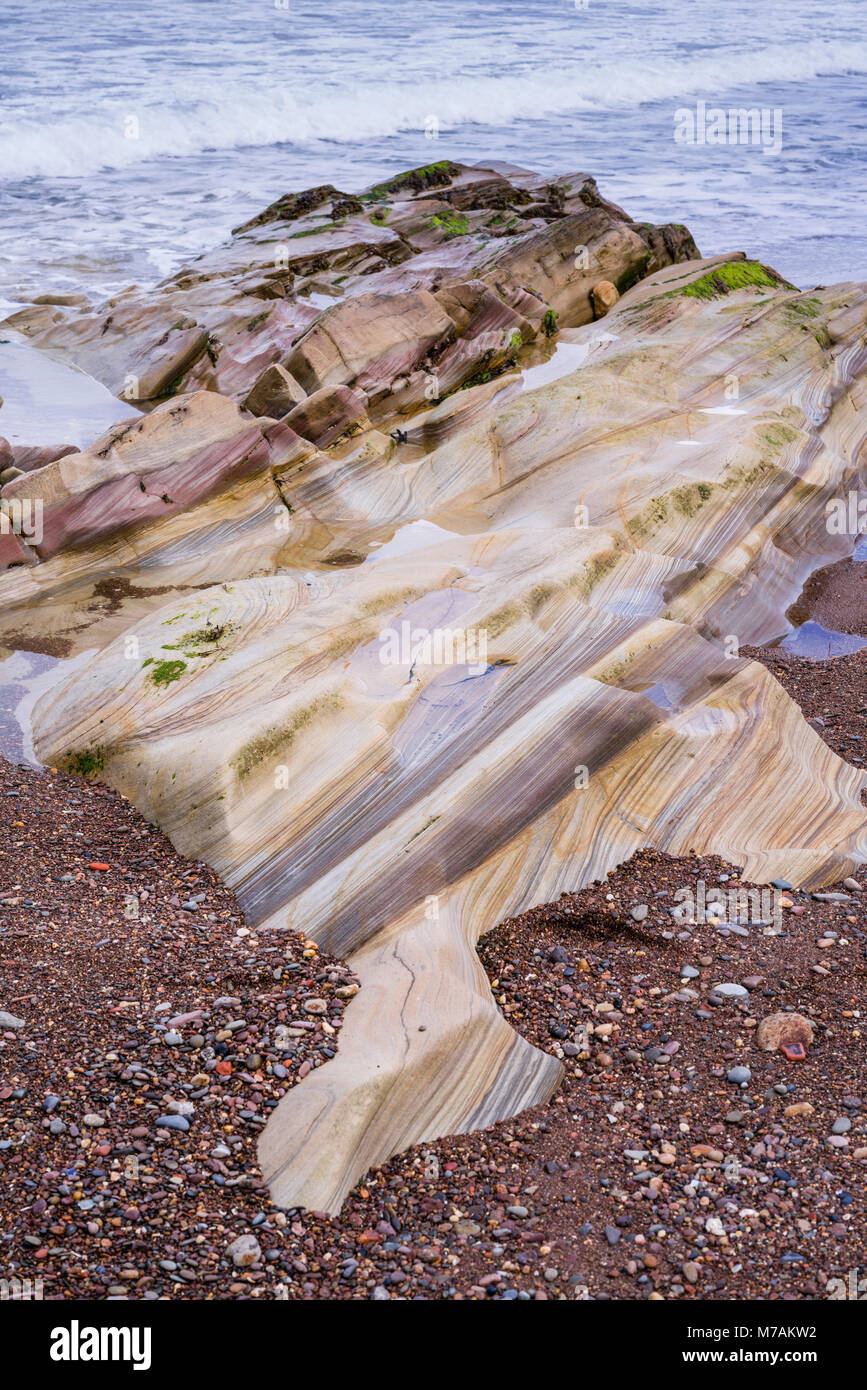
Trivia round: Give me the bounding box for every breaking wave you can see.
[2,38,866,179]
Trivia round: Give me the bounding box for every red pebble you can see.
[88,862,110,871]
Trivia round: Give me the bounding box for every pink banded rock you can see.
[3,169,865,1217]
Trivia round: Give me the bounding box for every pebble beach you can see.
[2,636,865,1301]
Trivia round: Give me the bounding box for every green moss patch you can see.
[570,549,621,601]
[484,601,524,639]
[673,260,794,302]
[369,161,461,199]
[231,693,344,779]
[148,659,188,688]
[63,746,112,778]
[672,481,714,518]
[429,212,470,240]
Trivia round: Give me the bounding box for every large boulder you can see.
[383,280,536,405]
[0,391,300,560]
[243,363,307,419]
[283,384,369,447]
[3,163,701,413]
[282,289,455,400]
[9,231,867,1216]
[482,208,656,327]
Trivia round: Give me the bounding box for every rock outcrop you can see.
[2,160,698,410]
[0,393,301,560]
[2,165,866,1218]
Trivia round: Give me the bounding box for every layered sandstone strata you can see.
[2,163,865,1214]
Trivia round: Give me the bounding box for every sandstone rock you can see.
[482,208,653,326]
[10,167,867,1225]
[422,280,534,398]
[2,304,66,335]
[243,363,307,418]
[226,1233,261,1268]
[11,443,79,473]
[0,528,36,569]
[632,221,701,276]
[6,164,699,410]
[284,384,369,447]
[0,392,301,559]
[591,280,620,318]
[233,183,355,234]
[124,325,211,403]
[0,437,13,470]
[756,1012,814,1053]
[32,291,91,307]
[282,289,454,398]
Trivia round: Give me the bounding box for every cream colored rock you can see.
[483,210,648,324]
[282,289,454,397]
[6,192,866,1218]
[756,1013,814,1053]
[591,280,619,317]
[283,384,369,447]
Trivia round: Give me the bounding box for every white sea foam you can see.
[1,39,865,179]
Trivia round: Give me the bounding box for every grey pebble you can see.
[727,1066,751,1085]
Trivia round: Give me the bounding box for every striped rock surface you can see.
[8,247,867,1215]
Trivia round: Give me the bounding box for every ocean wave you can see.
[2,38,866,179]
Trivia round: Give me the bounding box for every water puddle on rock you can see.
[776,620,867,661]
[633,681,675,710]
[0,646,94,766]
[0,337,139,449]
[520,341,590,393]
[366,519,461,562]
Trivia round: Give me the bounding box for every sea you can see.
[0,0,865,306]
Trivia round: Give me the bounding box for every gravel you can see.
[2,638,866,1300]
